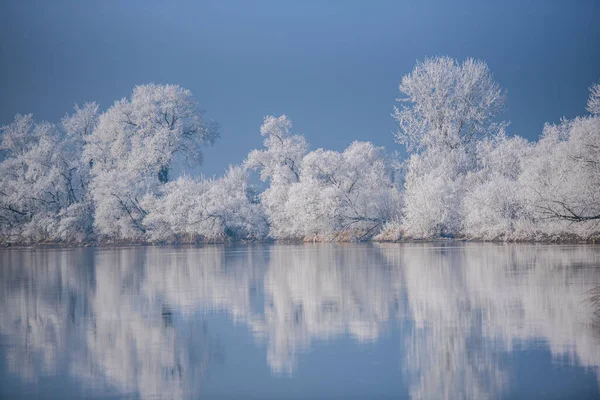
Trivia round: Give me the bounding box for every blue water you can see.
[1,243,600,399]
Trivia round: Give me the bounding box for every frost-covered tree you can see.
[0,104,98,243]
[56,102,99,241]
[0,116,59,240]
[247,118,401,241]
[86,84,218,240]
[3,67,600,244]
[462,134,533,240]
[142,166,268,242]
[246,115,308,238]
[522,115,600,226]
[285,141,402,240]
[462,80,600,240]
[394,57,507,238]
[588,81,600,115]
[401,153,463,238]
[512,82,600,239]
[393,56,506,153]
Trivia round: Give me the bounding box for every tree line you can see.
[1,56,599,244]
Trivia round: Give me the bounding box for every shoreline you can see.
[2,236,599,250]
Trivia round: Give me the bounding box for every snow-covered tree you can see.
[56,102,99,241]
[588,81,600,115]
[462,134,533,240]
[0,104,98,243]
[513,82,600,239]
[522,115,600,226]
[86,84,218,240]
[393,56,506,153]
[143,166,267,242]
[0,116,59,240]
[461,80,600,240]
[246,115,308,239]
[285,141,402,240]
[247,117,401,241]
[394,57,508,238]
[401,153,462,238]
[1,65,599,244]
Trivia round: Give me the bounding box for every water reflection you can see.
[388,244,600,399]
[1,243,600,399]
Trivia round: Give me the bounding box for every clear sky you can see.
[1,0,599,176]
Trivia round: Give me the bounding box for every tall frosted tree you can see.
[393,57,507,238]
[246,115,308,238]
[85,84,218,240]
[393,56,506,153]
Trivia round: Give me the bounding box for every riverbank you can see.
[3,235,599,249]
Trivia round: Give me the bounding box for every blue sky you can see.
[1,0,599,176]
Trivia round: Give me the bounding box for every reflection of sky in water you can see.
[1,243,600,399]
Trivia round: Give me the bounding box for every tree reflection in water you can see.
[1,243,600,399]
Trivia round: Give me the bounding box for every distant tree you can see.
[285,141,402,240]
[0,115,59,239]
[393,56,506,153]
[246,115,308,238]
[2,64,599,244]
[55,102,99,241]
[588,82,600,115]
[522,115,600,224]
[60,103,99,200]
[0,103,98,242]
[142,166,268,242]
[394,57,507,238]
[462,133,532,240]
[85,84,218,239]
[401,153,462,238]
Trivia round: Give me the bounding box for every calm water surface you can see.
[1,243,600,399]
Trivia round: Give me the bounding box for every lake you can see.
[1,243,600,399]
